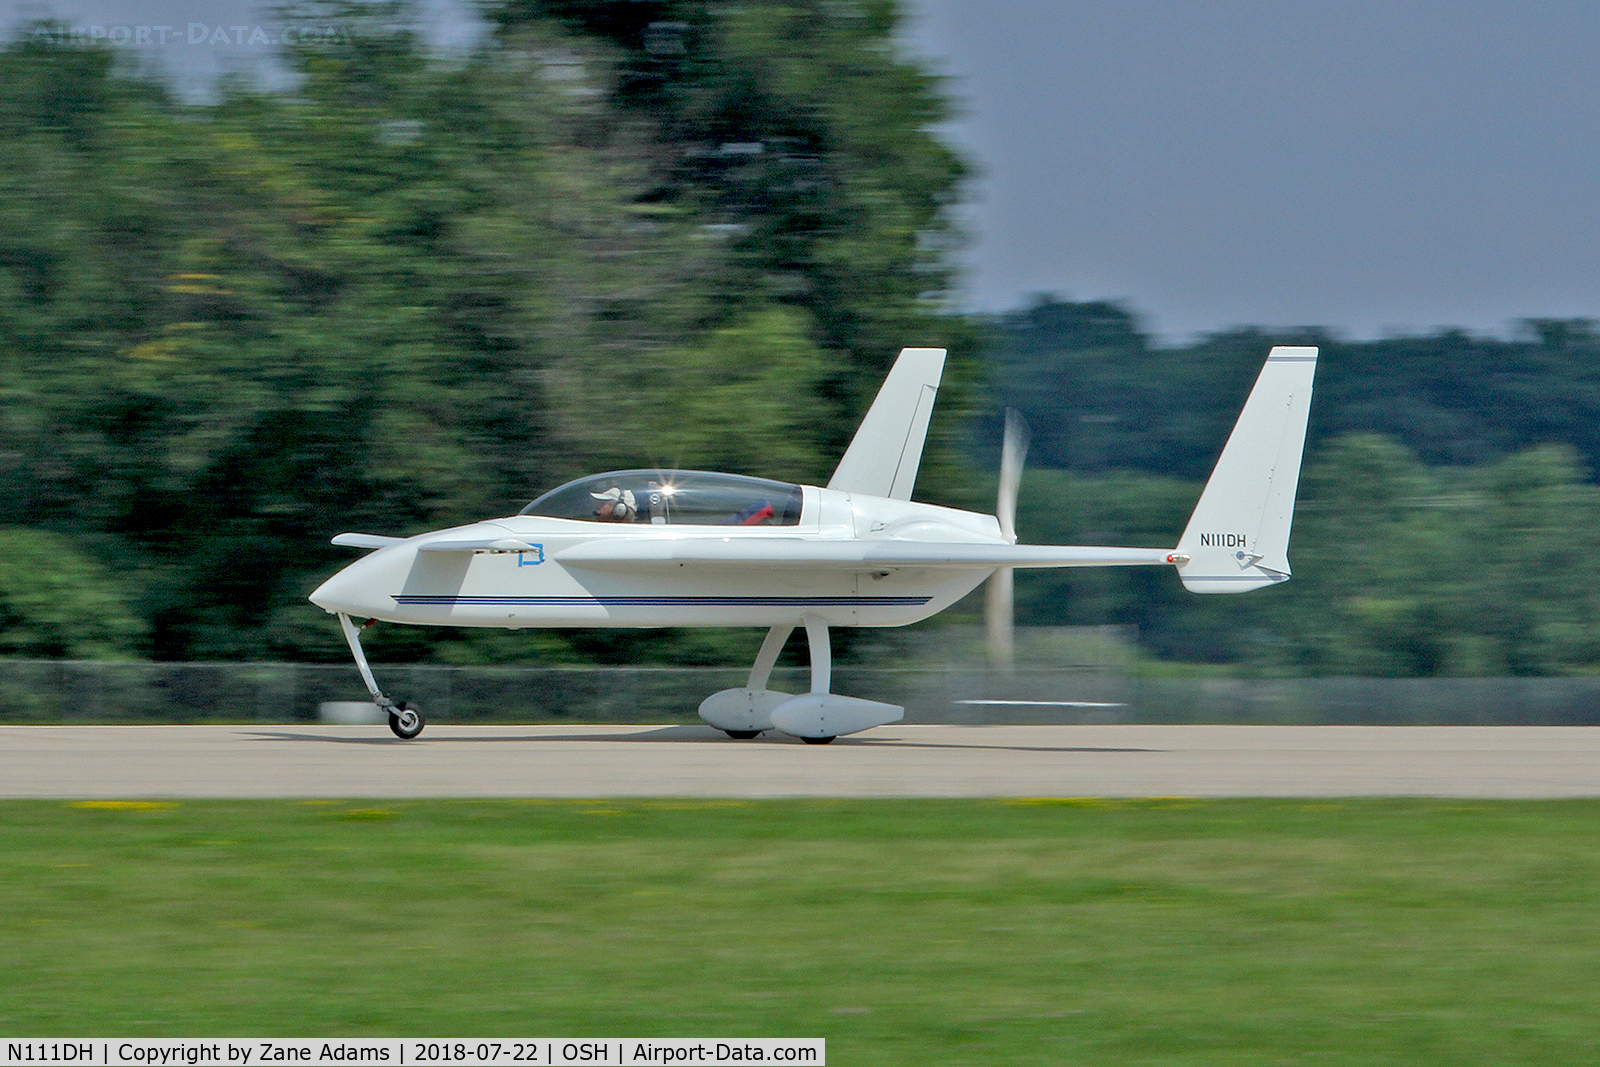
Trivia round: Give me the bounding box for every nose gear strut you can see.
[337,613,425,739]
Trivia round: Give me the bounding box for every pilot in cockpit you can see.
[590,486,638,521]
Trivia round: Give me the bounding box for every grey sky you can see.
[904,0,1600,340]
[11,0,1600,341]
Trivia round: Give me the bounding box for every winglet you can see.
[827,347,946,500]
[1174,346,1318,593]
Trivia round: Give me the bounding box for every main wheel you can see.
[388,702,424,739]
[724,729,761,740]
[801,735,836,745]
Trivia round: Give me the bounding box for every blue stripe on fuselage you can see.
[391,595,934,606]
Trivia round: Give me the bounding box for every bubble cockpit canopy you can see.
[520,470,804,526]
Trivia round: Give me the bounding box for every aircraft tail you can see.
[1173,346,1318,593]
[827,347,946,500]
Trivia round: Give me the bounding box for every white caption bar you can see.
[0,1041,824,1067]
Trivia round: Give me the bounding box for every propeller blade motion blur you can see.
[986,407,1030,672]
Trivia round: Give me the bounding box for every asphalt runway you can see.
[3,723,1600,798]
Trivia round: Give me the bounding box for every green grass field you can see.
[3,798,1598,1065]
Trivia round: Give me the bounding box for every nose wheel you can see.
[388,702,424,739]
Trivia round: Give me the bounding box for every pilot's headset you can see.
[590,487,637,520]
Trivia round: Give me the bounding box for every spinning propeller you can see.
[986,408,1029,671]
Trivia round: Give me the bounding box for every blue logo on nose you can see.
[517,545,545,566]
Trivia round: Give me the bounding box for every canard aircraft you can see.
[312,345,1317,741]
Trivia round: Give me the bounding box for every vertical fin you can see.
[827,347,947,500]
[1174,346,1319,593]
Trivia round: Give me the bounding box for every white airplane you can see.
[311,345,1317,741]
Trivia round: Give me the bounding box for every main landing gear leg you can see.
[337,613,424,739]
[699,624,796,738]
[715,624,795,739]
[749,623,795,692]
[800,616,836,745]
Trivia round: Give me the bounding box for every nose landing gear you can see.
[337,613,425,739]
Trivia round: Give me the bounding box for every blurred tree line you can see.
[978,297,1600,479]
[0,0,974,664]
[2,3,1599,677]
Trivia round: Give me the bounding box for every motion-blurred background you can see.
[3,0,1600,690]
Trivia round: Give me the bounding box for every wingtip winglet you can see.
[827,347,947,500]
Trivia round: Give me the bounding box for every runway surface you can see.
[3,723,1600,798]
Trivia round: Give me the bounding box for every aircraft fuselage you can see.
[309,486,999,630]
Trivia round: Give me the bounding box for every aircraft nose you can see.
[309,551,397,618]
